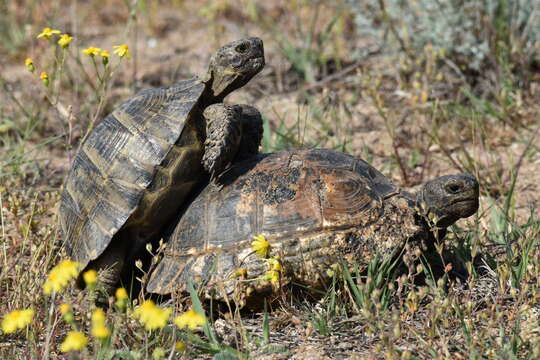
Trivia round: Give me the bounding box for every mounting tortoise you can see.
[59,38,265,288]
[147,149,479,305]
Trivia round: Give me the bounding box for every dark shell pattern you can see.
[60,78,206,268]
[147,149,422,302]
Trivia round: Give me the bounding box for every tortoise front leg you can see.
[202,103,264,181]
[202,104,243,180]
[234,104,263,162]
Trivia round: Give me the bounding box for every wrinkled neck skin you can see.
[397,190,448,240]
[413,190,452,241]
[199,71,221,107]
[201,69,240,106]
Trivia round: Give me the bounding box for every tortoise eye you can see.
[445,183,462,194]
[235,43,249,53]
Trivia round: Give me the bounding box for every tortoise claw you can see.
[209,172,225,191]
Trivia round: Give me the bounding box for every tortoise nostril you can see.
[235,43,249,53]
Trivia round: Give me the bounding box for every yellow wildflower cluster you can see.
[36,27,72,49]
[174,308,206,331]
[91,308,111,339]
[43,259,81,295]
[133,300,172,331]
[28,26,130,86]
[1,309,34,334]
[251,234,270,258]
[82,45,128,65]
[264,257,282,285]
[60,331,88,353]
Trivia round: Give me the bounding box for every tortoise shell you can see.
[60,78,207,269]
[147,149,425,301]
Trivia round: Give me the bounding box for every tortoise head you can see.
[205,37,265,101]
[416,173,479,228]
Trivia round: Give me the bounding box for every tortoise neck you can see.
[200,82,226,107]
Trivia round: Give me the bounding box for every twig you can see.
[300,47,383,93]
[300,60,363,93]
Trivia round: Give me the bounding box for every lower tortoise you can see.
[147,149,479,305]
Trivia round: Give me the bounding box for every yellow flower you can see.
[92,325,110,339]
[152,347,166,359]
[57,34,73,48]
[82,47,101,57]
[59,304,71,315]
[25,58,34,73]
[326,263,341,277]
[91,308,106,323]
[420,90,429,104]
[251,234,270,258]
[60,331,88,352]
[113,44,130,59]
[59,303,74,324]
[40,71,49,86]
[115,287,128,300]
[267,258,281,272]
[115,287,128,312]
[90,308,110,339]
[174,308,206,331]
[1,309,34,334]
[82,269,98,287]
[100,50,110,65]
[264,258,281,285]
[175,341,186,352]
[132,300,172,331]
[37,27,61,40]
[43,259,81,295]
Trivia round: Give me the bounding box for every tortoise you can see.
[147,149,479,305]
[59,37,265,288]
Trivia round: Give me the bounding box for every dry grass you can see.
[1,0,539,359]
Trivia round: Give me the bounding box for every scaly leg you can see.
[234,104,263,162]
[202,104,243,180]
